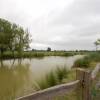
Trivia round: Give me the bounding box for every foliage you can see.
[88,52,100,62]
[0,51,75,59]
[47,47,51,51]
[94,39,100,51]
[35,67,69,90]
[73,52,100,68]
[23,52,45,58]
[35,71,57,89]
[0,19,12,52]
[63,52,74,56]
[73,56,90,68]
[0,18,31,58]
[91,72,100,100]
[56,67,69,83]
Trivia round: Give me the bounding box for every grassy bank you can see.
[34,52,100,100]
[73,52,100,69]
[33,66,77,100]
[0,51,79,59]
[34,66,75,90]
[0,50,94,59]
[72,52,100,100]
[92,71,100,100]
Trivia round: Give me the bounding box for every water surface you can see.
[0,55,83,100]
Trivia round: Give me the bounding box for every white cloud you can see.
[49,36,63,42]
[0,0,100,50]
[30,42,50,50]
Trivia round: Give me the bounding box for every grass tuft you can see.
[73,56,90,68]
[34,66,69,90]
[56,67,69,83]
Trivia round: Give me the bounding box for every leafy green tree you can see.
[47,47,51,51]
[94,41,99,51]
[94,39,100,51]
[0,19,12,56]
[0,18,31,59]
[14,27,31,57]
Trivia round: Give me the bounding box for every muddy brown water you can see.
[0,55,83,100]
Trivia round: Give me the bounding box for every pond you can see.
[0,55,83,100]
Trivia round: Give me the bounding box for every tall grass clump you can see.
[73,52,100,68]
[73,56,90,68]
[35,71,57,90]
[56,67,69,83]
[35,67,69,90]
[88,52,100,62]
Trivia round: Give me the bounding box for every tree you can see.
[0,18,12,56]
[0,18,31,59]
[94,39,100,51]
[13,27,31,56]
[47,47,51,51]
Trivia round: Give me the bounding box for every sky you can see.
[0,0,100,50]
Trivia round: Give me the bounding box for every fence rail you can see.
[17,64,100,100]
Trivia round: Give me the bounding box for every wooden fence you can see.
[17,64,100,100]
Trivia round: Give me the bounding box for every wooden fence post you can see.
[76,68,92,100]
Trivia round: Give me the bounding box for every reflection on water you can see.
[0,55,83,100]
[0,64,31,100]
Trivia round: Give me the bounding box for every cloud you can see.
[30,42,50,50]
[0,0,100,50]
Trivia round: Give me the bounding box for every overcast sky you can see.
[0,0,100,50]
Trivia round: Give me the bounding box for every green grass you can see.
[34,68,77,100]
[88,52,100,62]
[72,52,100,100]
[56,67,69,83]
[0,51,77,59]
[73,52,100,69]
[33,52,100,99]
[91,72,100,100]
[73,56,90,68]
[34,66,71,90]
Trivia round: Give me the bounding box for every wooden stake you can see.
[76,68,92,100]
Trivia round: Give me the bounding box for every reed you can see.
[73,56,90,68]
[73,52,100,68]
[35,66,69,90]
[0,51,75,59]
[56,67,69,83]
